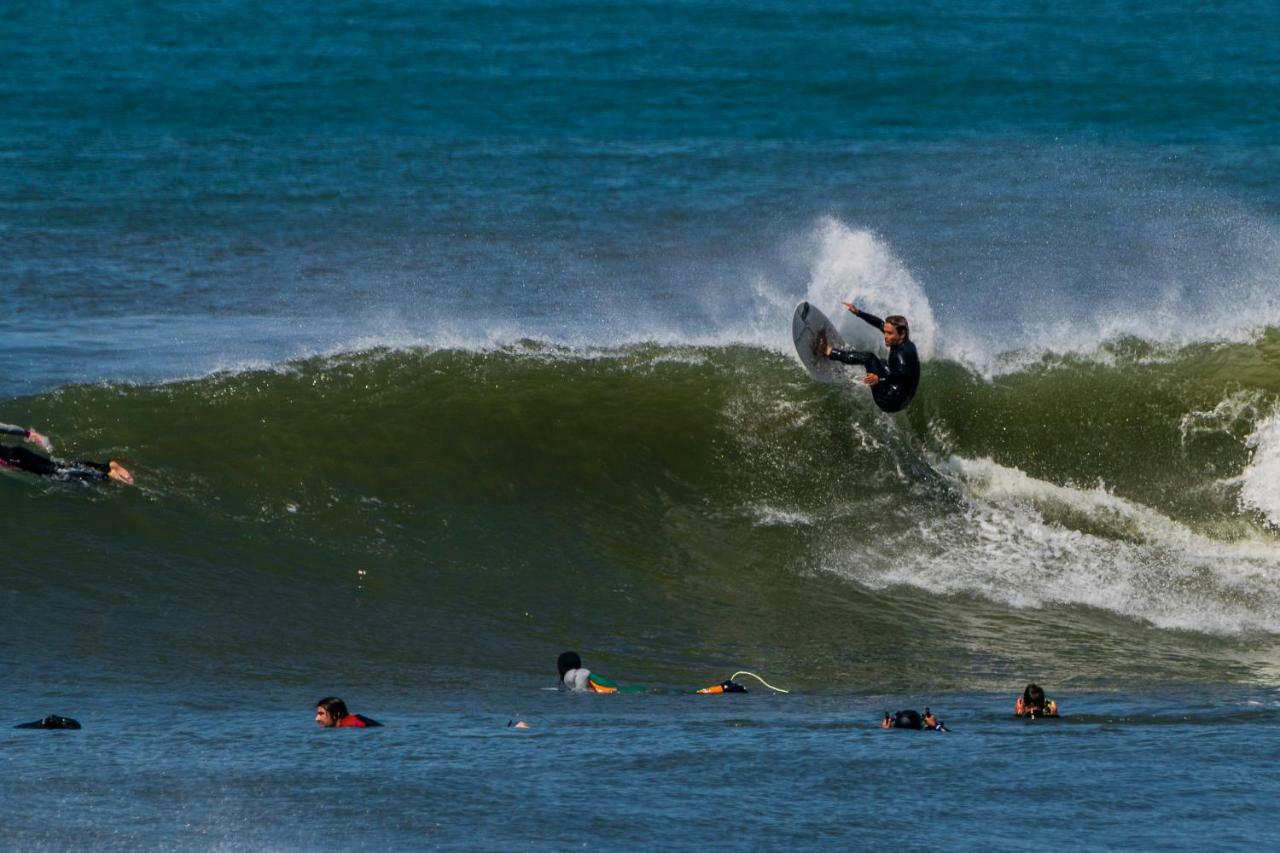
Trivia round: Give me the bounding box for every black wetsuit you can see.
[0,444,111,480]
[826,310,920,413]
[0,424,111,481]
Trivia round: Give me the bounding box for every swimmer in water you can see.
[15,714,81,729]
[881,708,950,732]
[557,651,642,693]
[1014,683,1059,718]
[314,696,383,728]
[820,302,920,413]
[0,423,133,484]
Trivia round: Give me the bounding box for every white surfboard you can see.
[791,301,846,383]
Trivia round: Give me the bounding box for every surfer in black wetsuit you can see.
[822,302,920,413]
[0,422,133,483]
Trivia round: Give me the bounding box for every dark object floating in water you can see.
[15,714,81,729]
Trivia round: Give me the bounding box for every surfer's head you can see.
[557,651,582,682]
[1022,683,1046,711]
[882,315,909,346]
[891,709,924,729]
[315,697,349,727]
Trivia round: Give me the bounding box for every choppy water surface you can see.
[4,0,1280,848]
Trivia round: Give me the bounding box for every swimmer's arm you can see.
[0,423,52,452]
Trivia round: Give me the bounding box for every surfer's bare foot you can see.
[814,330,828,358]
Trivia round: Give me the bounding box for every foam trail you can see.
[1237,410,1280,528]
[852,456,1280,635]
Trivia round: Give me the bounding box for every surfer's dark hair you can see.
[892,709,924,729]
[557,651,582,681]
[316,696,349,719]
[558,650,583,676]
[1023,684,1045,708]
[885,315,909,341]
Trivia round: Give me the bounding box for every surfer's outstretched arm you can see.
[840,301,885,332]
[0,423,52,452]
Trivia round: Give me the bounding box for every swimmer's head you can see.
[1023,684,1046,710]
[557,651,582,682]
[892,709,924,729]
[883,315,909,346]
[315,696,349,727]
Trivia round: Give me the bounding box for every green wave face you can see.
[4,339,1280,690]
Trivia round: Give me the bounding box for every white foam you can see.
[748,504,815,528]
[75,213,1280,387]
[840,455,1280,635]
[803,218,937,360]
[1236,410,1280,528]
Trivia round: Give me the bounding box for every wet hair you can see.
[557,651,582,682]
[1023,684,1046,709]
[884,315,910,341]
[892,709,923,729]
[316,697,349,720]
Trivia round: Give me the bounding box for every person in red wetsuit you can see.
[314,696,382,728]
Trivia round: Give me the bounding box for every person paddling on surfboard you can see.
[314,696,383,728]
[0,423,133,484]
[819,302,920,413]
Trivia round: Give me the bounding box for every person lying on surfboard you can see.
[819,302,920,413]
[314,696,382,728]
[0,423,133,484]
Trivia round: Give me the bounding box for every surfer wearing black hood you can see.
[822,302,920,413]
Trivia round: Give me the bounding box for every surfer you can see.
[15,714,81,730]
[314,696,382,728]
[0,423,133,484]
[557,650,639,693]
[881,708,949,731]
[821,303,920,413]
[1014,684,1059,718]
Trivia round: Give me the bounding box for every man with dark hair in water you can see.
[0,423,133,484]
[881,708,950,731]
[314,696,382,728]
[1014,683,1060,718]
[821,301,920,413]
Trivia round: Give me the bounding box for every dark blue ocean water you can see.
[4,1,1280,849]
[4,0,1279,395]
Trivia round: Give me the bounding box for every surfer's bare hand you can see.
[841,301,857,314]
[822,343,833,356]
[863,374,880,386]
